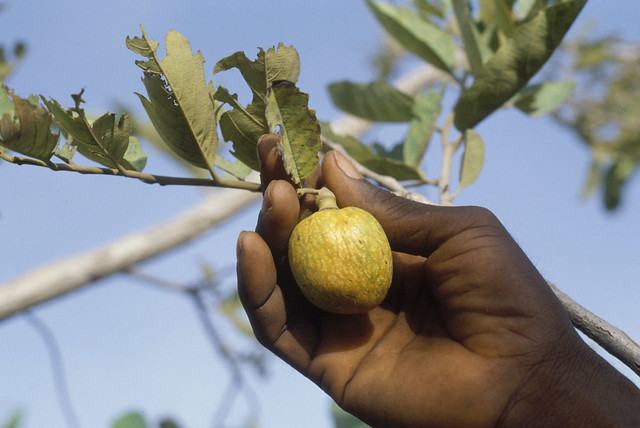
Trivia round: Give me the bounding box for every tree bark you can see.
[0,188,259,320]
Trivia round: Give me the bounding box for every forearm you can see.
[498,336,640,427]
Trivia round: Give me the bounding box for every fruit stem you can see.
[296,187,339,211]
[316,187,338,211]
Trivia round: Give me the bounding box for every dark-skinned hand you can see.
[236,135,640,427]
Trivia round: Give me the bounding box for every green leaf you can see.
[123,104,208,178]
[322,122,424,181]
[459,129,485,188]
[86,112,132,165]
[213,44,300,171]
[475,20,499,65]
[54,135,77,162]
[493,0,516,37]
[217,291,255,337]
[130,27,218,174]
[452,0,485,76]
[42,97,139,170]
[0,85,59,161]
[0,84,15,116]
[321,123,374,160]
[575,38,616,69]
[264,81,321,184]
[159,420,181,428]
[403,88,443,167]
[0,64,11,82]
[366,0,456,73]
[453,0,586,130]
[328,81,414,122]
[413,0,446,18]
[512,80,575,117]
[214,155,252,180]
[373,141,404,161]
[358,156,426,180]
[126,34,160,64]
[331,402,371,428]
[121,136,148,171]
[1,409,22,428]
[213,43,300,103]
[581,160,602,199]
[42,98,94,145]
[519,0,548,21]
[112,412,148,428]
[604,157,635,210]
[14,42,27,58]
[0,42,27,81]
[215,86,268,171]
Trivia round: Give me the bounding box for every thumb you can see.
[322,150,492,257]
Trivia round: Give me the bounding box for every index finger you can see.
[258,134,324,195]
[258,134,290,193]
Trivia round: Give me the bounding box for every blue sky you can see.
[1,1,639,427]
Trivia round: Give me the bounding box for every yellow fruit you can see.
[288,188,393,314]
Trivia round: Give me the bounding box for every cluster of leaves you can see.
[0,85,148,171]
[0,26,322,189]
[2,1,588,202]
[324,0,586,199]
[126,27,321,184]
[2,0,635,209]
[0,18,148,175]
[553,36,640,209]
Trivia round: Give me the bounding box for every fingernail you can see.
[236,231,246,257]
[334,151,362,179]
[260,182,273,215]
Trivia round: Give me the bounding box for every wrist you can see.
[497,332,640,427]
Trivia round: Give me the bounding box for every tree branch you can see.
[1,60,639,379]
[321,135,434,205]
[0,152,262,192]
[548,282,640,377]
[0,187,260,320]
[124,269,262,427]
[438,112,458,205]
[0,63,447,321]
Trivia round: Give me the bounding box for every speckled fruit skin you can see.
[288,206,393,314]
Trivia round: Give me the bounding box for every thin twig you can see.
[449,131,467,201]
[189,291,259,428]
[125,269,261,427]
[23,311,82,428]
[122,268,193,293]
[0,152,261,192]
[438,113,457,205]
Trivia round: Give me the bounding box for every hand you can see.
[236,136,640,427]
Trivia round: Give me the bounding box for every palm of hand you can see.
[237,139,578,427]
